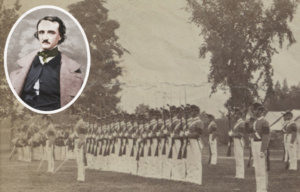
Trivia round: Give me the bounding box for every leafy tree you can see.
[0,0,20,119]
[68,0,128,116]
[134,104,150,115]
[186,0,299,111]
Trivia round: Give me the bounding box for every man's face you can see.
[37,20,61,50]
[287,114,293,121]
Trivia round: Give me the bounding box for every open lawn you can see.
[0,146,299,192]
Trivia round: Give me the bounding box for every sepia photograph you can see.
[0,0,299,192]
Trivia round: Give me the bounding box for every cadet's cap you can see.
[206,113,215,119]
[162,109,170,115]
[233,107,243,114]
[190,105,200,112]
[284,110,293,116]
[176,107,183,113]
[252,101,264,110]
[169,105,177,112]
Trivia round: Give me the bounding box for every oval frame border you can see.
[4,5,91,115]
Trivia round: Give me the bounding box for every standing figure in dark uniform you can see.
[229,108,245,179]
[251,102,270,192]
[206,113,218,165]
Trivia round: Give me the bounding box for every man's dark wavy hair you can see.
[34,16,66,44]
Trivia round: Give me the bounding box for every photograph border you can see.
[4,5,91,115]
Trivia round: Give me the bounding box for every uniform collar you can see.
[237,118,243,123]
[257,116,264,121]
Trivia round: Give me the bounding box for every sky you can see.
[4,0,300,116]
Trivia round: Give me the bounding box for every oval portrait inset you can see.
[4,5,90,114]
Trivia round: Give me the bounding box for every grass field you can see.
[0,146,299,192]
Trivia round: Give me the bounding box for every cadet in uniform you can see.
[229,108,245,179]
[137,114,147,176]
[185,105,203,185]
[160,109,172,179]
[284,111,298,170]
[171,107,185,181]
[145,109,158,178]
[32,126,42,160]
[152,110,163,179]
[127,114,137,174]
[251,102,270,192]
[207,113,218,165]
[74,111,87,182]
[281,111,289,162]
[45,119,56,173]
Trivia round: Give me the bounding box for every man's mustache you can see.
[42,40,50,44]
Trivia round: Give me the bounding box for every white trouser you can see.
[55,146,62,160]
[283,134,288,162]
[286,134,297,170]
[23,146,31,162]
[233,138,244,178]
[127,139,136,174]
[253,141,268,192]
[61,146,67,160]
[141,141,149,177]
[17,147,24,161]
[297,133,300,160]
[171,139,185,181]
[146,139,155,178]
[76,145,85,181]
[47,145,54,173]
[32,145,42,160]
[137,142,147,177]
[250,138,255,167]
[101,141,108,171]
[115,138,122,172]
[152,138,162,178]
[185,139,202,185]
[161,137,172,179]
[123,140,131,174]
[209,134,217,165]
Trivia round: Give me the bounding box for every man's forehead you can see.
[38,20,60,31]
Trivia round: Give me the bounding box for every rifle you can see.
[91,129,95,155]
[226,109,233,157]
[147,112,152,157]
[140,118,145,157]
[99,121,103,156]
[245,119,254,167]
[130,118,135,157]
[161,108,167,155]
[122,115,128,155]
[118,116,123,157]
[182,105,189,159]
[167,105,174,159]
[177,108,183,160]
[106,121,112,156]
[154,111,160,157]
[83,142,87,166]
[136,114,141,161]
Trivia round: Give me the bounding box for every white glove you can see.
[228,131,233,136]
[163,130,168,134]
[185,131,189,136]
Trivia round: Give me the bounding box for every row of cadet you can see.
[11,103,299,191]
[11,123,78,162]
